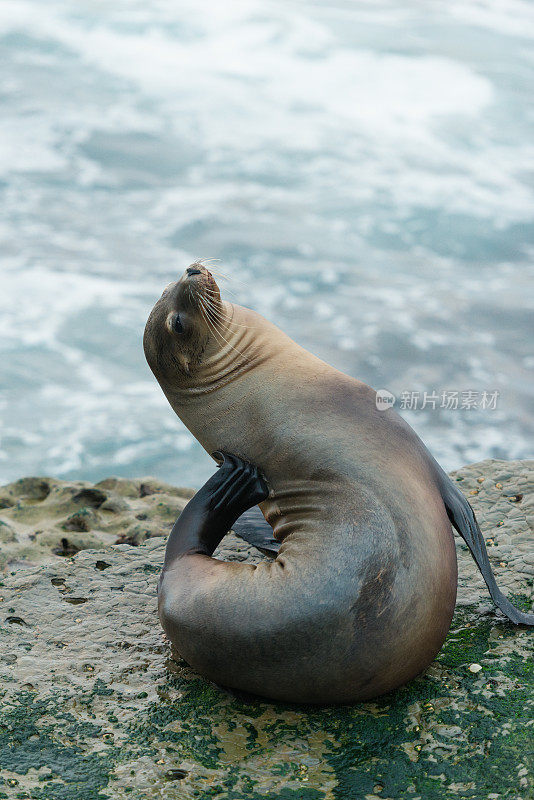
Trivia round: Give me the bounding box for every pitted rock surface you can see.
[0,459,531,799]
[450,459,533,608]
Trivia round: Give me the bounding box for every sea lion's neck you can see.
[162,303,272,408]
[159,303,305,462]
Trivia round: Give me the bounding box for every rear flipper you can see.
[436,464,534,626]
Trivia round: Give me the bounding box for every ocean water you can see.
[0,0,533,489]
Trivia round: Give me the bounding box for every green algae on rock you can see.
[0,459,532,799]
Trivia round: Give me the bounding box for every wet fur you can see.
[145,267,530,705]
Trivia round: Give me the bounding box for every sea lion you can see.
[143,263,533,705]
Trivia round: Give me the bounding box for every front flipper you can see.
[437,467,534,626]
[163,451,269,569]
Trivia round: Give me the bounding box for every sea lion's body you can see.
[145,265,532,705]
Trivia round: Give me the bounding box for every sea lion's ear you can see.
[175,352,190,374]
[166,350,190,375]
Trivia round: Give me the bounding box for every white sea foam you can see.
[448,0,534,39]
[0,0,532,484]
[1,0,532,222]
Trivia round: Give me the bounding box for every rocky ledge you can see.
[0,459,532,800]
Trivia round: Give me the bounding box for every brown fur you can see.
[145,266,457,704]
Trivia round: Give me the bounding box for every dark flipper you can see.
[162,451,269,570]
[231,506,280,556]
[435,463,534,626]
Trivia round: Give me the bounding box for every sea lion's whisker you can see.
[203,295,249,328]
[198,297,231,336]
[199,303,248,363]
[201,265,246,288]
[201,294,252,330]
[204,304,244,332]
[197,296,221,335]
[197,263,230,278]
[200,264,230,277]
[197,296,250,363]
[204,283,238,298]
[192,286,223,314]
[202,287,232,298]
[212,274,245,289]
[200,282,238,301]
[190,258,239,289]
[198,257,222,266]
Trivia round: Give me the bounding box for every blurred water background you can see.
[0,0,533,488]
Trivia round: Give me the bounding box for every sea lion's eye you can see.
[173,314,184,334]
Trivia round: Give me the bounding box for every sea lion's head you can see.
[143,262,225,381]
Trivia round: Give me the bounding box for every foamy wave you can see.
[0,0,532,223]
[0,0,532,485]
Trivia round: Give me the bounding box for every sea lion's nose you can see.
[186,267,201,276]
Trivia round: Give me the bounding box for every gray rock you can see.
[0,459,531,799]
